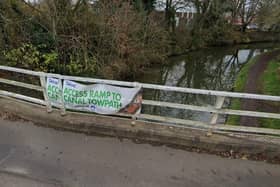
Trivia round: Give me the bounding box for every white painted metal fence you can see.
[1,65,280,135]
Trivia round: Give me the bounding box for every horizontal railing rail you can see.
[1,65,280,101]
[1,65,280,135]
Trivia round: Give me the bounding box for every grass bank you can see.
[260,56,280,128]
[227,51,280,129]
[227,56,259,125]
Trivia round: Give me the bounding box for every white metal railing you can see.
[1,65,280,135]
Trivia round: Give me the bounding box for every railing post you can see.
[131,82,141,125]
[40,75,52,113]
[207,96,225,135]
[59,78,66,116]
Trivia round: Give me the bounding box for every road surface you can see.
[0,118,280,187]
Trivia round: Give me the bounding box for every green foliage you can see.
[261,119,280,129]
[66,55,98,76]
[0,0,169,78]
[3,43,98,76]
[227,99,241,125]
[257,0,280,32]
[3,44,58,72]
[262,57,280,96]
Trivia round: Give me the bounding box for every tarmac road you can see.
[0,118,280,187]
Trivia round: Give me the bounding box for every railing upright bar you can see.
[210,96,226,125]
[132,82,141,123]
[208,96,226,135]
[59,78,66,116]
[40,75,52,113]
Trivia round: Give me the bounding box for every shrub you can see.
[3,43,58,72]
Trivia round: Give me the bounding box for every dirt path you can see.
[240,50,280,127]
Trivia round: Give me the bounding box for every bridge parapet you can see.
[0,65,280,136]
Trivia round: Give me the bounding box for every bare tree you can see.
[156,0,192,32]
[230,0,261,32]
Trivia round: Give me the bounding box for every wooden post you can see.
[40,76,52,113]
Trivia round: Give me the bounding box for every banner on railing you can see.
[46,78,142,115]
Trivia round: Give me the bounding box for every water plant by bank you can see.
[228,50,280,128]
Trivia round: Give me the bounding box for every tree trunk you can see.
[241,24,247,32]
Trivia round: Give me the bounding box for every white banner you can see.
[46,78,142,115]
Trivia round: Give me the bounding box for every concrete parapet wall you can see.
[1,96,280,161]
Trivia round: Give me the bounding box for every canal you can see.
[135,43,280,123]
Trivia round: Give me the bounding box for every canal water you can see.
[135,43,280,123]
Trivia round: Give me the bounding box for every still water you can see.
[135,43,280,123]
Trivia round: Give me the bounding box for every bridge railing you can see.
[1,65,280,136]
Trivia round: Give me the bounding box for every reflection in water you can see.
[136,44,278,122]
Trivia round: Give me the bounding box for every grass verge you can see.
[227,52,280,129]
[260,56,280,129]
[227,56,259,125]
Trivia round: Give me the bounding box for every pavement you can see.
[0,118,280,187]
